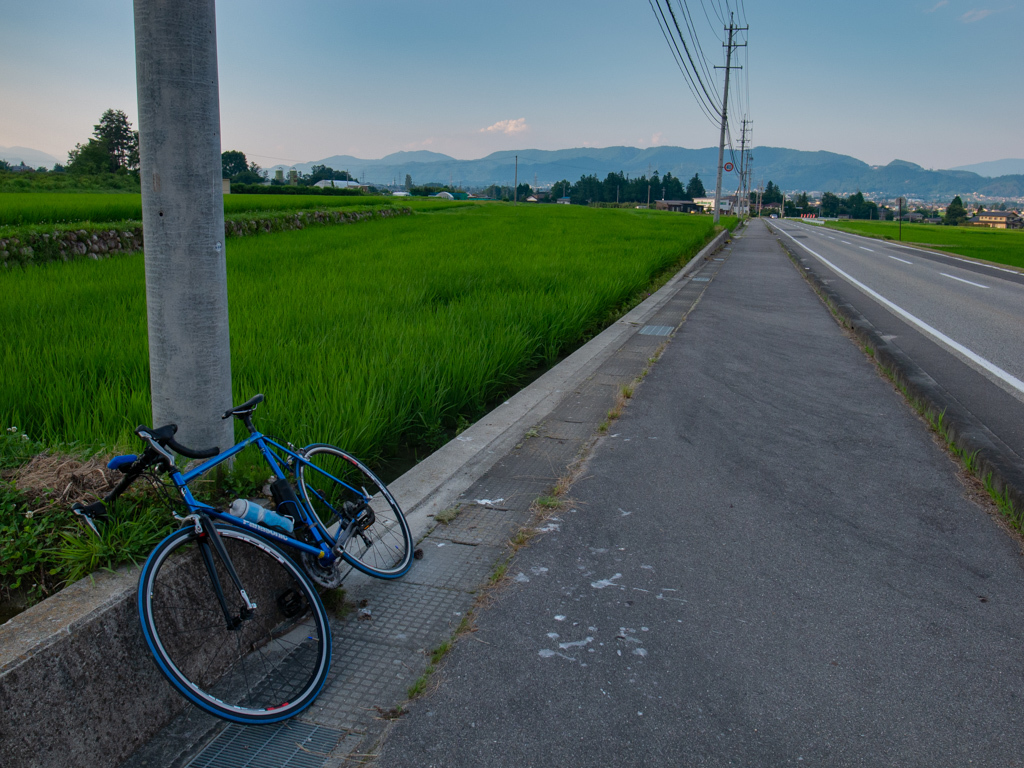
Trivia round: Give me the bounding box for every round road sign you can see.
[723,162,734,172]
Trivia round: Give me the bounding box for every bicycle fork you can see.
[192,515,257,630]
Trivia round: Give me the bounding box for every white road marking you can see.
[887,254,913,265]
[941,273,989,289]
[774,227,1024,396]
[841,240,852,245]
[859,246,875,252]
[888,243,1021,275]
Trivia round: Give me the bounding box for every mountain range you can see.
[0,145,60,169]
[272,147,1024,200]
[4,141,1022,200]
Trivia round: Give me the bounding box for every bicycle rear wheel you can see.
[297,444,413,578]
[137,524,331,724]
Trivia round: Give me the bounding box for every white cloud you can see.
[926,1,948,11]
[961,8,996,21]
[480,118,528,135]
[650,132,664,146]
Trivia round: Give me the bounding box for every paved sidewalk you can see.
[119,230,732,768]
[374,221,1024,767]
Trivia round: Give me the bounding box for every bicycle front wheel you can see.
[297,444,413,578]
[137,524,331,724]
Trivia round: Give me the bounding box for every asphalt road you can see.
[769,219,1024,472]
[374,221,1024,767]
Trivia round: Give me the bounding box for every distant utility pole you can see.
[514,155,518,204]
[134,0,233,453]
[737,117,750,217]
[713,14,747,224]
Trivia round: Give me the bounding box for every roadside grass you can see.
[822,220,1024,270]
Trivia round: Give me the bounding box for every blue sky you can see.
[1,0,1020,170]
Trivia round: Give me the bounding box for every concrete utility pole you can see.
[712,14,746,224]
[134,0,234,453]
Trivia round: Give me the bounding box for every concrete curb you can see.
[767,220,1024,522]
[0,226,730,768]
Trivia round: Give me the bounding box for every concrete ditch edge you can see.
[767,221,1024,522]
[0,226,729,768]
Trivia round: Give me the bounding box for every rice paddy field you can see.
[0,191,463,227]
[822,220,1024,270]
[1,203,730,472]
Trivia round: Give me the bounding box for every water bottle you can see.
[228,498,294,534]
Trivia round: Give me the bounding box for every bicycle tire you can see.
[137,524,331,724]
[297,443,413,579]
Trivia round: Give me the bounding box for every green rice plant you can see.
[0,191,468,228]
[1,205,717,481]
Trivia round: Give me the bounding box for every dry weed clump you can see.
[9,452,117,512]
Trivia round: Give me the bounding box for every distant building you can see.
[391,191,411,197]
[313,180,369,190]
[693,196,733,214]
[556,196,571,205]
[432,191,455,200]
[969,210,1023,229]
[655,200,703,213]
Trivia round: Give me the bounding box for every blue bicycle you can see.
[72,394,413,723]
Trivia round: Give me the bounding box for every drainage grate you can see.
[691,277,711,282]
[187,721,345,768]
[639,325,674,336]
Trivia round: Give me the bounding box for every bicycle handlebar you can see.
[136,424,219,461]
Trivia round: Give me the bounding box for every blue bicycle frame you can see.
[168,431,347,564]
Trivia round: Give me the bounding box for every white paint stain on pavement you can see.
[591,573,623,589]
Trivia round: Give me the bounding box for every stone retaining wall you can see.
[0,206,413,269]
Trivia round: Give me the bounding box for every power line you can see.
[657,1,721,116]
[649,0,720,126]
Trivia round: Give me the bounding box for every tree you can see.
[306,165,353,185]
[221,150,249,178]
[662,172,684,200]
[686,173,706,199]
[67,138,116,175]
[0,159,10,172]
[516,182,532,201]
[944,196,968,226]
[552,179,571,199]
[222,150,266,184]
[762,180,783,205]
[93,109,139,171]
[821,192,841,218]
[405,174,412,191]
